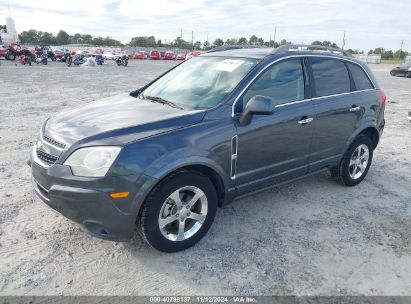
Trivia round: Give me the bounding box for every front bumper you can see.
[30,154,157,241]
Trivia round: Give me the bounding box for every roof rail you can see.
[275,44,353,57]
[207,44,268,53]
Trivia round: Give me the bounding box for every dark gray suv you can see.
[30,45,386,252]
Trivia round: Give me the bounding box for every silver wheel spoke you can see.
[159,216,177,228]
[169,190,183,209]
[187,188,204,207]
[188,212,206,224]
[349,158,356,167]
[176,220,186,241]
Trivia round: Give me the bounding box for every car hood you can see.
[44,93,205,146]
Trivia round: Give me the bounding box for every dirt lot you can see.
[0,59,410,296]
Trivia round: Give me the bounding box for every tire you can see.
[124,60,128,67]
[406,72,411,78]
[140,171,217,252]
[67,57,72,67]
[7,52,15,61]
[390,71,396,76]
[331,135,374,187]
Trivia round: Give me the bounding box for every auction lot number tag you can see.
[214,59,245,72]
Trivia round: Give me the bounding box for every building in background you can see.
[0,17,19,46]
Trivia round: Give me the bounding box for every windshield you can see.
[141,56,258,109]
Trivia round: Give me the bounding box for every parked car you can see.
[29,45,386,252]
[149,49,161,60]
[103,52,115,60]
[390,65,411,78]
[164,51,175,60]
[186,50,202,60]
[176,53,186,60]
[134,51,148,59]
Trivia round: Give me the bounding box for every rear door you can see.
[307,57,375,171]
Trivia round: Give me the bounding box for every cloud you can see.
[0,0,410,51]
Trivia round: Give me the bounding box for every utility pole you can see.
[273,25,277,47]
[180,28,182,39]
[342,30,346,50]
[206,33,209,43]
[399,40,404,63]
[191,31,194,50]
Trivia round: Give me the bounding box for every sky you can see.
[0,0,410,51]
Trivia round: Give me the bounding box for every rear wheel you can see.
[140,171,217,252]
[331,136,374,186]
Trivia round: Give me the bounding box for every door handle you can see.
[349,106,361,112]
[298,117,314,125]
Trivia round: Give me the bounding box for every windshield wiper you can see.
[144,95,184,110]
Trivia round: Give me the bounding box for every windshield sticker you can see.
[214,59,245,72]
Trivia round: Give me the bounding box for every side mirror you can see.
[129,88,142,97]
[239,95,274,125]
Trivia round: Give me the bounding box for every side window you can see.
[241,59,305,108]
[310,58,350,97]
[347,63,374,90]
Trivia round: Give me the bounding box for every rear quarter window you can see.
[310,58,350,97]
[347,63,374,90]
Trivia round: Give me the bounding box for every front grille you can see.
[43,135,66,149]
[36,149,58,165]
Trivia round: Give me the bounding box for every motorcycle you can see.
[115,55,128,67]
[18,49,34,65]
[95,54,104,65]
[36,53,48,65]
[2,43,21,61]
[58,51,71,63]
[67,53,87,67]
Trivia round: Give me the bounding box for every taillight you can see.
[378,90,386,107]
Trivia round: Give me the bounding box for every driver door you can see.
[233,58,316,195]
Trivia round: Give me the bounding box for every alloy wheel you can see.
[158,186,208,242]
[348,144,369,180]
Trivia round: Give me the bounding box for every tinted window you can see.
[242,59,304,108]
[311,58,350,97]
[347,63,374,90]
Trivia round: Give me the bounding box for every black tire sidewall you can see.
[340,136,374,186]
[142,172,217,252]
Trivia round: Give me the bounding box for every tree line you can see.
[2,27,408,59]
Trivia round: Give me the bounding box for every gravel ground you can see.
[0,59,410,296]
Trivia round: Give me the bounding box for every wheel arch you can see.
[343,125,380,156]
[135,158,230,222]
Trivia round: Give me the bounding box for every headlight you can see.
[64,146,121,177]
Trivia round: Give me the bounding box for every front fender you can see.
[143,148,230,193]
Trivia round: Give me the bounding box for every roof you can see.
[201,47,275,59]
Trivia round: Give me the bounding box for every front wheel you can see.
[390,71,396,76]
[140,171,217,252]
[406,72,411,78]
[331,136,374,186]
